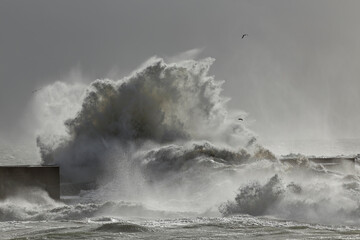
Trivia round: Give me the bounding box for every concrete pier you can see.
[0,166,60,200]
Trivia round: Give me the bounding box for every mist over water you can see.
[36,58,254,182]
[2,57,360,230]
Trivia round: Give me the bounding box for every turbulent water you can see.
[1,58,360,239]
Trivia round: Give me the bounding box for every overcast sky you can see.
[1,0,360,142]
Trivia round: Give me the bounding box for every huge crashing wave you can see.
[27,57,360,225]
[35,58,255,183]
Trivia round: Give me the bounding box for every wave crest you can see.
[36,58,254,184]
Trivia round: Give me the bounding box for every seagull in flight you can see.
[31,87,43,94]
[241,34,248,39]
[238,118,243,121]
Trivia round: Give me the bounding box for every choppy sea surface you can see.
[1,59,360,239]
[1,139,360,240]
[3,214,360,240]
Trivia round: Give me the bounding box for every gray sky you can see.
[1,0,360,142]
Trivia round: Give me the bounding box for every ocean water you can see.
[1,58,360,239]
[3,214,360,240]
[1,145,360,240]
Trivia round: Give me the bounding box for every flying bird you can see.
[241,34,248,39]
[238,118,243,121]
[31,88,43,94]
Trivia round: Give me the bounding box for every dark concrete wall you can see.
[0,166,60,200]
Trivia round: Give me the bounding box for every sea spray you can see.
[219,159,360,225]
[0,187,64,221]
[219,174,285,216]
[36,58,255,185]
[0,188,186,221]
[30,56,360,225]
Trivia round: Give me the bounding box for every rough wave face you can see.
[0,187,190,221]
[220,159,360,225]
[31,56,360,225]
[36,58,254,184]
[219,174,284,216]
